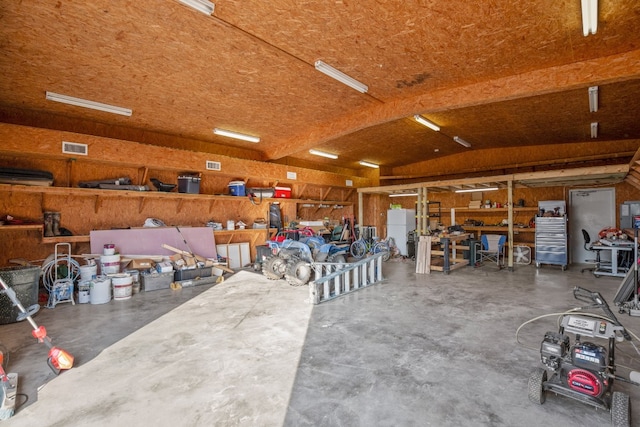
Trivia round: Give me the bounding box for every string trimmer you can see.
[0,276,74,418]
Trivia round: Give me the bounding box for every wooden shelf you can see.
[41,235,91,244]
[463,226,535,233]
[0,184,353,206]
[452,207,538,213]
[0,224,43,231]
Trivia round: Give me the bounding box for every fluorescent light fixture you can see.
[581,0,598,36]
[414,115,441,132]
[45,91,132,116]
[309,149,338,159]
[179,0,215,15]
[453,136,471,148]
[213,128,260,143]
[389,192,419,197]
[588,86,598,112]
[591,122,598,138]
[359,161,379,169]
[314,60,368,93]
[455,187,499,193]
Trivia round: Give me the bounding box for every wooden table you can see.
[416,233,471,274]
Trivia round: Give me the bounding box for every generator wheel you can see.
[611,391,630,427]
[262,256,287,280]
[527,368,547,405]
[284,259,312,287]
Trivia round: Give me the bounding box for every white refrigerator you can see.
[387,209,416,256]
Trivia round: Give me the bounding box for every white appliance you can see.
[387,209,416,256]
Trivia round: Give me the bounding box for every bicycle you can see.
[350,235,390,261]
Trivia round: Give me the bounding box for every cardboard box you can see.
[124,258,156,270]
[141,271,174,292]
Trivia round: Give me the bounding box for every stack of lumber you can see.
[415,235,432,274]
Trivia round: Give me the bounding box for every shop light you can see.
[389,192,419,197]
[45,91,132,116]
[213,128,260,143]
[179,0,215,15]
[455,187,498,193]
[315,60,368,93]
[588,86,598,112]
[359,161,379,169]
[309,149,338,159]
[453,136,471,148]
[581,0,598,36]
[414,115,440,132]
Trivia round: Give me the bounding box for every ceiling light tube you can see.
[453,136,471,148]
[389,192,419,197]
[414,115,441,132]
[359,161,379,169]
[315,60,368,93]
[45,91,132,116]
[309,149,338,159]
[591,122,598,138]
[179,0,215,15]
[588,86,598,112]
[455,187,499,193]
[581,0,598,36]
[213,128,260,143]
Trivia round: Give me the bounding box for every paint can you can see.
[103,243,116,256]
[100,254,120,275]
[79,263,98,282]
[111,274,133,300]
[90,276,111,305]
[77,280,91,304]
[124,269,141,294]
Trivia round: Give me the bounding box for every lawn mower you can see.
[526,286,640,426]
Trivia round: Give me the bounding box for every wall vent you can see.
[206,160,221,171]
[62,141,88,156]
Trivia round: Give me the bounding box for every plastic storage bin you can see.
[274,186,291,198]
[141,271,174,292]
[178,175,201,194]
[228,181,246,196]
[0,266,41,325]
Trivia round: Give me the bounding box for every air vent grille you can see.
[206,160,221,171]
[62,141,88,155]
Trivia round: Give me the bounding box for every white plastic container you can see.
[100,254,120,274]
[111,274,133,300]
[90,276,111,304]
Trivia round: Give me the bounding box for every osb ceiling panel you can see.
[0,0,639,175]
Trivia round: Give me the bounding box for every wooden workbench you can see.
[416,233,471,274]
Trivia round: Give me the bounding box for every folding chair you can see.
[478,234,506,268]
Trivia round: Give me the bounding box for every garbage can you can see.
[0,266,41,325]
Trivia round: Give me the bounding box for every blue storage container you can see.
[228,180,246,196]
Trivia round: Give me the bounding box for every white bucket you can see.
[124,269,141,294]
[79,264,98,282]
[100,254,120,275]
[227,220,235,230]
[112,274,133,300]
[77,280,91,304]
[103,243,116,256]
[90,276,111,305]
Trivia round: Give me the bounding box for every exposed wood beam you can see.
[266,49,640,161]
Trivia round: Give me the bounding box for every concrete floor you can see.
[1,261,639,426]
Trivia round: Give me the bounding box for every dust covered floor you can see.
[1,263,639,426]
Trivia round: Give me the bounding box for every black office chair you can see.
[580,229,602,274]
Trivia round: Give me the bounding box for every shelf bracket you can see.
[138,197,148,213]
[139,167,149,186]
[94,195,103,213]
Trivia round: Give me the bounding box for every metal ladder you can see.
[309,252,385,304]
